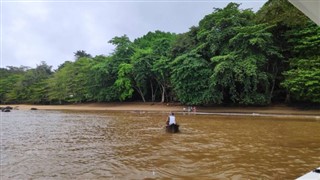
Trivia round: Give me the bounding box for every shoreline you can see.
[3,102,320,117]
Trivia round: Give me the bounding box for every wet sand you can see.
[4,102,320,116]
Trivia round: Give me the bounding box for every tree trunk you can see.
[269,62,278,103]
[161,85,165,103]
[150,80,156,102]
[134,87,146,102]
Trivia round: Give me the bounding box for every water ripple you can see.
[1,110,320,179]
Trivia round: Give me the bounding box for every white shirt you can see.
[169,115,176,125]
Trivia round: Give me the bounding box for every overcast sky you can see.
[1,0,266,69]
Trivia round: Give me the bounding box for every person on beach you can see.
[166,112,176,125]
[193,106,196,112]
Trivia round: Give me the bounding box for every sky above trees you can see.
[1,0,266,69]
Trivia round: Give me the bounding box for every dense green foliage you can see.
[1,1,319,105]
[281,23,320,103]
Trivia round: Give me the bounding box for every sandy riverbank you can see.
[3,102,320,116]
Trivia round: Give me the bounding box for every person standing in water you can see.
[166,112,176,125]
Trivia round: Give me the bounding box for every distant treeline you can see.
[1,1,319,105]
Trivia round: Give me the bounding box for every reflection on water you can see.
[1,110,320,179]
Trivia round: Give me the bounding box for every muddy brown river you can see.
[1,110,320,179]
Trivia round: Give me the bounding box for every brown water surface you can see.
[1,110,320,179]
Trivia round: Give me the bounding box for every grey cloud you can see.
[2,1,266,69]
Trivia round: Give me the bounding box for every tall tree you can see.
[129,31,176,102]
[211,24,281,105]
[48,61,72,104]
[89,55,117,102]
[197,3,255,60]
[7,61,52,104]
[255,0,313,103]
[255,0,308,27]
[114,63,135,101]
[48,58,94,103]
[0,67,25,103]
[171,52,216,105]
[282,23,320,103]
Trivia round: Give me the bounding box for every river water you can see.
[1,110,319,179]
